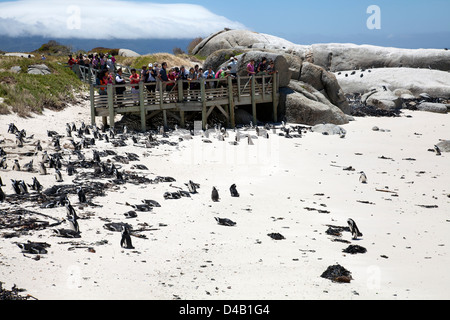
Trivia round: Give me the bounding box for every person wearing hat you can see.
[145,63,157,102]
[228,56,238,77]
[106,54,115,72]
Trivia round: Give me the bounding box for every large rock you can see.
[194,29,450,72]
[310,43,450,72]
[10,66,21,73]
[193,29,297,58]
[118,49,140,58]
[361,89,402,110]
[299,62,351,114]
[416,102,448,114]
[311,123,347,136]
[436,140,450,152]
[279,81,349,126]
[27,64,51,75]
[335,68,450,99]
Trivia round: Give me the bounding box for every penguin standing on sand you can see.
[55,169,63,182]
[12,160,20,171]
[359,171,367,184]
[39,162,47,175]
[0,186,5,202]
[77,187,87,203]
[187,180,197,194]
[211,187,219,202]
[120,225,134,249]
[434,145,442,156]
[347,218,363,240]
[230,184,240,197]
[1,157,7,169]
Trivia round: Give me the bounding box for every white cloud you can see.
[0,0,246,39]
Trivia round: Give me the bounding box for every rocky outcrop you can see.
[310,43,450,72]
[361,89,403,110]
[299,62,351,114]
[27,64,51,75]
[204,49,351,115]
[335,68,450,99]
[279,80,349,126]
[436,140,450,152]
[194,29,450,72]
[118,49,140,58]
[416,102,448,114]
[193,29,297,58]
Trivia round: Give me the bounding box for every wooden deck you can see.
[77,65,279,131]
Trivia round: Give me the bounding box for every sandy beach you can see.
[0,98,449,301]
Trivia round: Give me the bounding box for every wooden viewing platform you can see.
[77,65,280,131]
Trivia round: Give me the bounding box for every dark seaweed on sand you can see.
[321,264,352,282]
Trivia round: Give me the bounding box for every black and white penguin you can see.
[0,186,5,202]
[230,184,240,197]
[211,187,219,202]
[359,171,367,184]
[120,226,134,249]
[11,179,21,195]
[55,169,63,182]
[347,218,363,240]
[0,157,7,169]
[215,217,237,227]
[18,180,28,194]
[39,162,47,175]
[77,187,87,203]
[23,159,33,172]
[434,145,442,156]
[12,160,20,171]
[30,177,43,192]
[187,180,197,194]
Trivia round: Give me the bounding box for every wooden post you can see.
[262,75,266,101]
[107,84,115,129]
[163,110,168,129]
[159,81,164,109]
[236,76,241,101]
[90,84,96,126]
[88,66,92,84]
[201,80,207,129]
[139,81,146,132]
[228,76,235,129]
[178,80,185,127]
[251,76,257,125]
[272,73,278,122]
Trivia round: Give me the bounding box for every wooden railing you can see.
[80,64,279,130]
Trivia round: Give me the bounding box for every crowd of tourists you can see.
[68,53,276,100]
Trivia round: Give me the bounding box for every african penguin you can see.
[347,218,363,240]
[120,226,134,249]
[211,187,219,202]
[359,171,367,184]
[230,184,240,197]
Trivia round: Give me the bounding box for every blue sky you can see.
[0,0,449,48]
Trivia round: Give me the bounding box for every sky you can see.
[0,0,449,49]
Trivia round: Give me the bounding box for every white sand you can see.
[0,100,449,300]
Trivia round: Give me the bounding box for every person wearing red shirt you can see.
[68,54,76,71]
[129,69,140,105]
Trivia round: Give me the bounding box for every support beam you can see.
[201,80,207,129]
[139,81,146,132]
[107,84,115,129]
[90,84,96,126]
[251,76,257,125]
[272,73,278,122]
[228,76,235,128]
